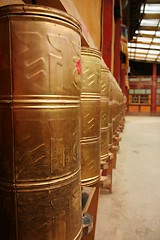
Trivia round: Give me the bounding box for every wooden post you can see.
[102,0,114,73]
[151,63,157,114]
[114,1,121,84]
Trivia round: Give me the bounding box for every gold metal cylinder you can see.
[108,71,114,150]
[112,79,118,138]
[100,66,110,163]
[112,79,120,139]
[80,47,101,186]
[0,4,82,240]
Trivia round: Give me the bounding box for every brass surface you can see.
[0,171,82,240]
[108,72,113,149]
[108,73,125,150]
[100,67,110,162]
[101,128,109,161]
[80,47,101,186]
[81,137,101,186]
[112,78,123,142]
[0,4,82,240]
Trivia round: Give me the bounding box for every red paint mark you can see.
[76,59,81,75]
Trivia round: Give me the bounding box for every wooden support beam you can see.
[114,9,121,83]
[151,63,157,114]
[102,0,114,72]
[139,26,160,31]
[146,0,160,3]
[141,13,160,19]
[130,40,160,46]
[135,33,160,39]
[129,46,159,51]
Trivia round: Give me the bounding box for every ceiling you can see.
[126,0,160,63]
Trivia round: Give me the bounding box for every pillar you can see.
[151,63,157,114]
[102,0,114,73]
[114,0,121,84]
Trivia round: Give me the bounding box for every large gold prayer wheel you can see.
[100,66,110,163]
[0,4,82,240]
[80,47,101,186]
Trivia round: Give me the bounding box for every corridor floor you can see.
[95,116,160,240]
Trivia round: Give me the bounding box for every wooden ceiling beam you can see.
[130,40,159,46]
[129,46,160,51]
[139,26,160,31]
[146,0,160,3]
[141,13,160,19]
[135,34,160,38]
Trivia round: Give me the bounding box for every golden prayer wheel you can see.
[108,71,114,151]
[117,92,126,132]
[112,80,122,141]
[80,47,101,186]
[122,94,127,124]
[118,89,123,130]
[100,66,110,163]
[0,4,82,240]
[112,79,118,138]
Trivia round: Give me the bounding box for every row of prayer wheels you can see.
[100,65,126,192]
[0,4,126,240]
